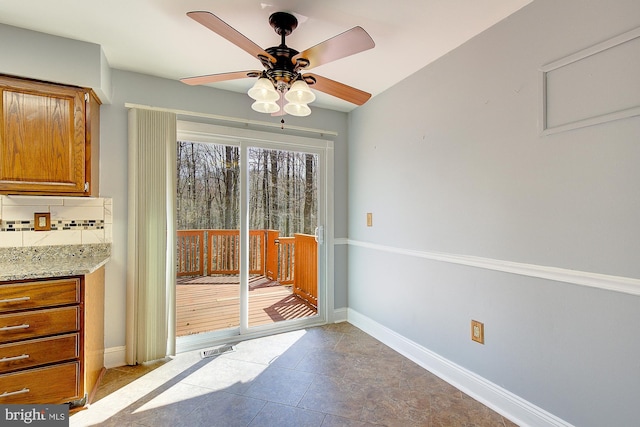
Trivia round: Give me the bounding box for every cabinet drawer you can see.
[0,361,80,404]
[0,333,79,374]
[0,278,80,313]
[0,306,79,344]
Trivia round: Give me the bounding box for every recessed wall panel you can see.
[541,27,640,134]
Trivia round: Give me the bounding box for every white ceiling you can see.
[0,0,532,112]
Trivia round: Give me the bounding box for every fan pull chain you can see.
[281,118,285,129]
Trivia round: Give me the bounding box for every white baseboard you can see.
[347,308,574,427]
[104,345,127,369]
[332,307,348,323]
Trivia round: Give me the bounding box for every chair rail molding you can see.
[348,240,640,296]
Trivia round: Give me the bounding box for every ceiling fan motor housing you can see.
[269,12,298,36]
[264,46,300,87]
[261,12,307,89]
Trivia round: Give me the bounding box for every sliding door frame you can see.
[175,120,335,353]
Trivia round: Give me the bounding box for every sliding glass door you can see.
[247,147,319,328]
[175,141,241,335]
[175,122,331,351]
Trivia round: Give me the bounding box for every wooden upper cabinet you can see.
[0,76,100,196]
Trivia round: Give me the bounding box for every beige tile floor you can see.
[71,323,518,427]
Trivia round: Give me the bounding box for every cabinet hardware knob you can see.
[0,297,30,304]
[0,354,29,363]
[0,388,30,398]
[0,324,30,332]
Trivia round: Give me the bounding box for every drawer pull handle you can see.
[0,388,30,398]
[0,354,29,363]
[0,324,30,332]
[0,297,30,304]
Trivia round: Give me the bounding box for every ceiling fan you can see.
[181,11,375,117]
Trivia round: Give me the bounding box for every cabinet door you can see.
[0,77,87,194]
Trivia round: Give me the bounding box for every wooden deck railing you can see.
[207,230,265,275]
[275,237,295,285]
[292,234,318,307]
[176,230,204,277]
[176,229,317,307]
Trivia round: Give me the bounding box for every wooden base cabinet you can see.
[0,268,104,406]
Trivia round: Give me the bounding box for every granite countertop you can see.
[0,244,111,281]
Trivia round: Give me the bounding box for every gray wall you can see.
[347,0,640,426]
[0,23,111,101]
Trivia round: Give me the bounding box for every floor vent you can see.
[200,344,235,359]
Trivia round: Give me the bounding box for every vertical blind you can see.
[126,108,177,364]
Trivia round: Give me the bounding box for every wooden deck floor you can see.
[176,275,317,337]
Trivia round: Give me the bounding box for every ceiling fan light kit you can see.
[248,77,280,102]
[281,79,315,117]
[249,76,314,116]
[285,80,316,104]
[284,102,311,117]
[181,10,375,118]
[251,100,280,114]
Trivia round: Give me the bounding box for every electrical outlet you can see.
[366,212,373,227]
[471,320,484,344]
[34,212,51,231]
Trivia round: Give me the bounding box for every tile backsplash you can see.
[0,195,112,247]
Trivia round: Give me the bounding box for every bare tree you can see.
[269,150,279,230]
[303,153,314,234]
[262,150,269,229]
[177,142,317,236]
[223,146,239,229]
[284,152,291,236]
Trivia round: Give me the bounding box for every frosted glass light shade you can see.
[284,102,311,117]
[285,80,316,104]
[251,100,280,114]
[248,78,279,102]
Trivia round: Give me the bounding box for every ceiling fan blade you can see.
[305,73,371,105]
[181,70,261,86]
[293,27,374,69]
[187,11,276,63]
